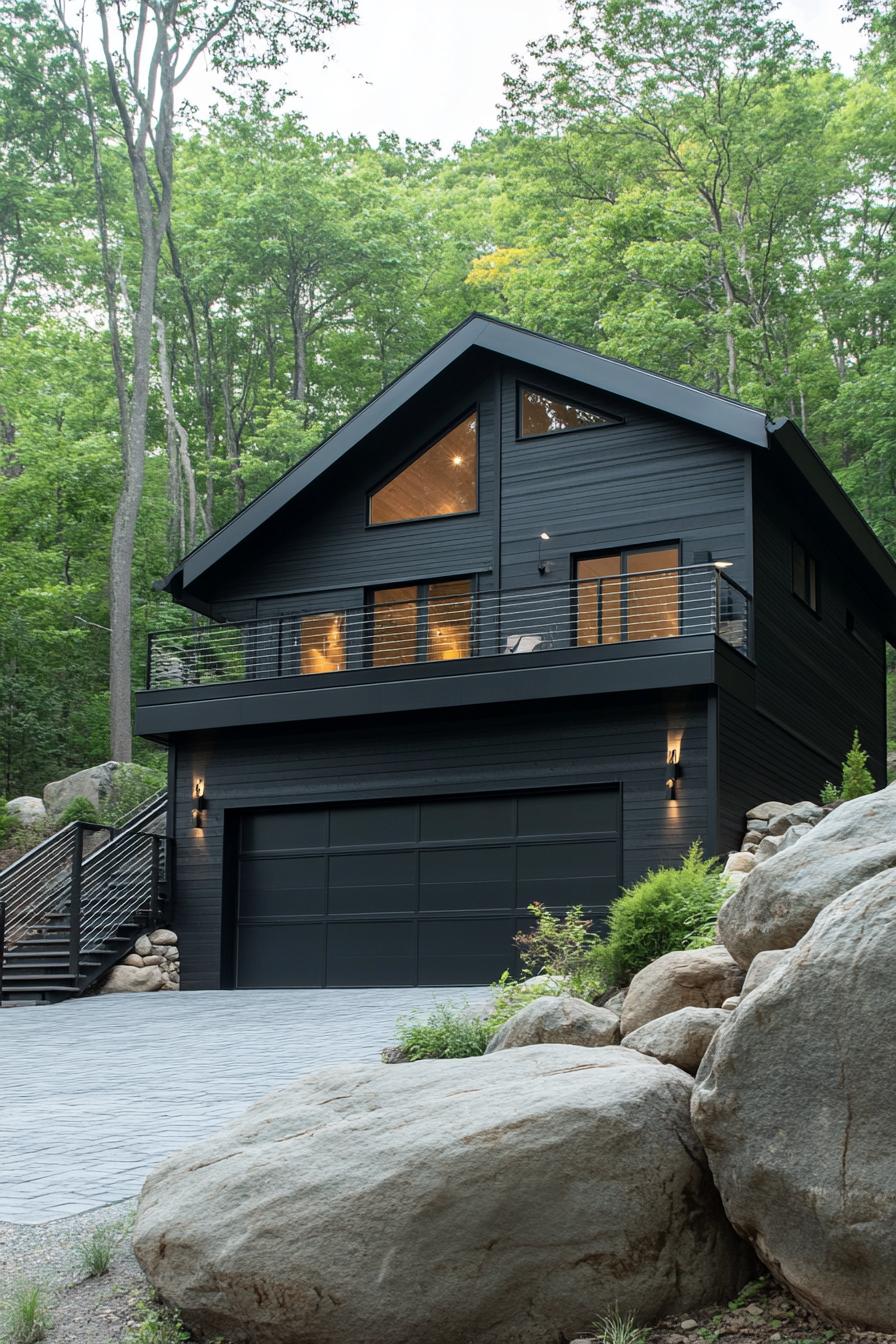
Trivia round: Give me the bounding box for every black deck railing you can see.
[145,563,751,692]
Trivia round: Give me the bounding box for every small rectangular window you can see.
[792,540,818,613]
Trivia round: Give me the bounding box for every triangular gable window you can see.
[519,385,621,438]
[369,411,478,526]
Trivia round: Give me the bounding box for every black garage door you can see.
[233,786,620,988]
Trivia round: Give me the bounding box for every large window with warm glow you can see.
[576,546,679,645]
[368,412,478,525]
[370,578,473,667]
[300,611,345,674]
[519,386,618,438]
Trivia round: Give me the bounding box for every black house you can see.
[136,315,896,991]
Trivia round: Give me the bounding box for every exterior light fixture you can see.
[713,560,734,569]
[537,531,552,575]
[665,750,681,799]
[192,778,208,829]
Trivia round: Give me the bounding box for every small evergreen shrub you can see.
[819,729,877,805]
[596,841,729,988]
[57,795,100,827]
[841,728,876,801]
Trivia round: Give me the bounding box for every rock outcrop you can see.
[693,868,896,1331]
[717,781,896,967]
[6,796,46,825]
[134,1047,753,1343]
[622,1007,728,1075]
[620,946,744,1036]
[485,994,619,1052]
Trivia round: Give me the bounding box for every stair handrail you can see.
[1,789,168,951]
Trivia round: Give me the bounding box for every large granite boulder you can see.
[717,781,896,967]
[693,869,896,1331]
[740,949,789,997]
[6,796,46,826]
[620,946,744,1036]
[133,1047,753,1343]
[43,761,161,821]
[622,1007,728,1075]
[485,994,619,1052]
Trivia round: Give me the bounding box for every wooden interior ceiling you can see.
[370,413,478,524]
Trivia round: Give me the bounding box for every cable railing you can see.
[1,790,168,953]
[146,563,751,692]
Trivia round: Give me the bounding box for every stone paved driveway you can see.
[0,988,485,1224]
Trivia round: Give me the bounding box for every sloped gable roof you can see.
[162,314,896,614]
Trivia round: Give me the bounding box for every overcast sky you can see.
[188,0,863,146]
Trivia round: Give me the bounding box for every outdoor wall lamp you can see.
[713,559,733,570]
[537,531,552,575]
[665,750,682,799]
[192,778,208,828]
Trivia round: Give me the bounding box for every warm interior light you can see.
[452,454,464,466]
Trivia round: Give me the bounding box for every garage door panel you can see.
[419,846,515,912]
[241,809,327,852]
[418,918,516,985]
[330,801,416,847]
[237,922,324,988]
[234,786,620,987]
[420,796,516,842]
[326,921,417,986]
[517,789,617,836]
[328,850,418,914]
[238,856,326,918]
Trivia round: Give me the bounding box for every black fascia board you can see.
[164,314,770,595]
[767,416,896,638]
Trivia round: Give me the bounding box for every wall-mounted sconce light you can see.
[665,749,681,799]
[713,559,734,570]
[192,778,208,829]
[537,531,552,575]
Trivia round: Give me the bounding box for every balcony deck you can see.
[136,565,752,737]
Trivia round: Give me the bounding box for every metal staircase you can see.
[0,791,170,1005]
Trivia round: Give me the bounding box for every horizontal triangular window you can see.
[369,411,478,525]
[519,386,621,438]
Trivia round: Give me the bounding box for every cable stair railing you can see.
[0,789,170,1005]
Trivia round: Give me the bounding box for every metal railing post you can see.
[0,899,6,1003]
[714,567,722,635]
[69,824,84,980]
[150,835,161,926]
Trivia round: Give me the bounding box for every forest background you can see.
[1,0,894,797]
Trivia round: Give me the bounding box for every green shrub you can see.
[57,795,100,827]
[593,1309,648,1344]
[841,729,876,801]
[819,729,877,805]
[100,764,166,826]
[0,799,19,849]
[596,841,729,988]
[512,901,605,1002]
[395,1001,494,1060]
[123,1300,190,1344]
[0,1281,52,1344]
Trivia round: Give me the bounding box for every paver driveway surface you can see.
[0,987,486,1224]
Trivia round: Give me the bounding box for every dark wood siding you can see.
[750,450,887,789]
[200,351,498,616]
[193,349,753,623]
[171,691,709,989]
[496,360,750,595]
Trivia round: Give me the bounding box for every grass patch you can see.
[0,1281,52,1344]
[123,1300,191,1344]
[76,1223,118,1279]
[593,1308,648,1344]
